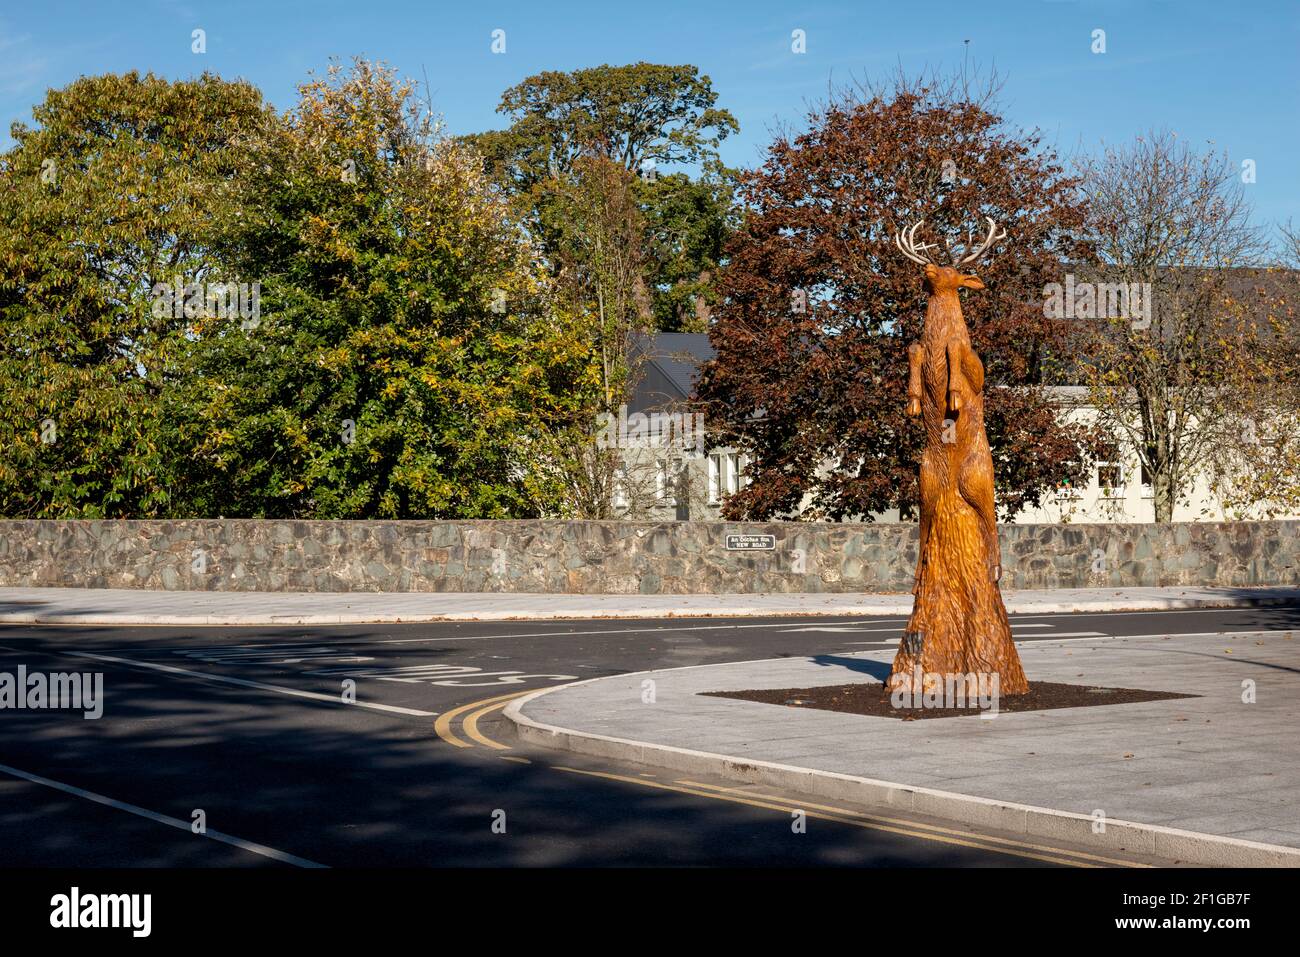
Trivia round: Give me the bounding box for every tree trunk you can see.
[1153,471,1174,523]
[890,478,1028,696]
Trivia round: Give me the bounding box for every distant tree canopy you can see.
[1076,131,1298,522]
[467,62,739,334]
[3,61,1291,523]
[0,62,600,519]
[696,73,1107,521]
[467,62,737,186]
[0,71,271,516]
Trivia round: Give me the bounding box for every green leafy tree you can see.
[469,62,737,187]
[1076,131,1281,522]
[468,62,739,332]
[0,72,270,517]
[639,168,738,331]
[544,155,650,411]
[172,59,600,518]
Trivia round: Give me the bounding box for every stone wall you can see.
[0,519,1295,593]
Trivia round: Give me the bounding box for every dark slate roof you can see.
[627,332,715,412]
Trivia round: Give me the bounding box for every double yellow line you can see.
[550,766,1146,868]
[434,691,530,750]
[435,691,1146,867]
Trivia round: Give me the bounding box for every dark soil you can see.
[703,681,1198,720]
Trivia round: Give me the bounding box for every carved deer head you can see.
[893,217,1006,294]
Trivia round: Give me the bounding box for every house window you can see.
[656,458,680,506]
[1097,462,1124,497]
[1056,476,1082,501]
[612,468,628,510]
[708,452,743,504]
[1138,462,1156,499]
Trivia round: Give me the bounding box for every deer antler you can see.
[950,216,1006,266]
[893,220,941,265]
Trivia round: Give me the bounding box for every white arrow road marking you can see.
[174,645,377,665]
[61,650,438,717]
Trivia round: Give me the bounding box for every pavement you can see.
[507,628,1300,867]
[1,583,1298,625]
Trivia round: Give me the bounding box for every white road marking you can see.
[61,650,438,717]
[778,625,900,633]
[790,623,1080,636]
[1018,631,1108,638]
[1011,607,1296,619]
[0,761,326,868]
[73,609,1285,654]
[1041,629,1295,642]
[847,628,1107,646]
[305,662,578,686]
[86,618,910,653]
[369,609,1292,642]
[374,618,908,643]
[174,645,376,665]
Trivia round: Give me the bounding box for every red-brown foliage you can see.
[696,75,1106,520]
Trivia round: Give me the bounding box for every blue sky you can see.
[2,0,1297,236]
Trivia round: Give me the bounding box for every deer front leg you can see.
[960,344,985,394]
[946,341,969,412]
[906,343,925,417]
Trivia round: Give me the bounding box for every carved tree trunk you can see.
[889,455,1029,695]
[889,274,1029,697]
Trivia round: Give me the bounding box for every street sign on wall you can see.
[724,534,777,551]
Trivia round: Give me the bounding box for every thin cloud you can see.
[0,24,50,94]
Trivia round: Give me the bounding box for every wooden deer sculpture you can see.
[888,217,1029,697]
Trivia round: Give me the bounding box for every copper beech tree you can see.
[889,219,1028,696]
[696,73,1106,522]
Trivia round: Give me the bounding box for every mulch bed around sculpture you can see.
[703,681,1197,720]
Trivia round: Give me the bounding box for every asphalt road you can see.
[1,605,1296,868]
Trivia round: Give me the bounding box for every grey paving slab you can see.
[517,630,1300,852]
[1166,810,1300,836]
